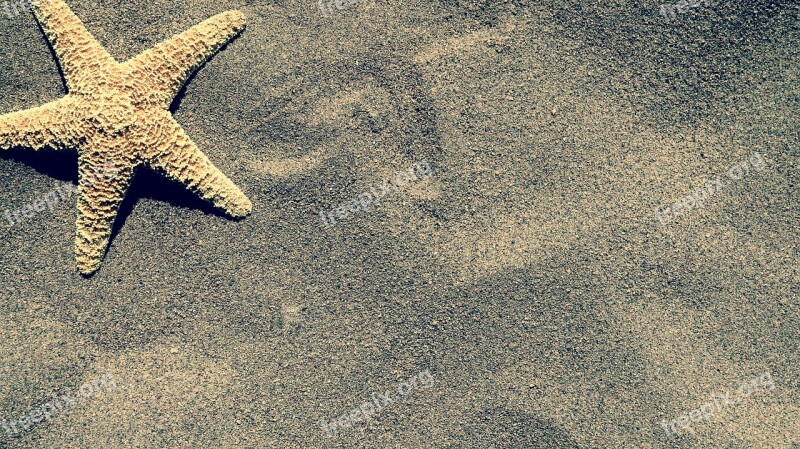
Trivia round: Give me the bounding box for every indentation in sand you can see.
[304,83,393,128]
[250,149,326,178]
[413,20,516,64]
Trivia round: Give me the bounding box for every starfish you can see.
[0,0,252,275]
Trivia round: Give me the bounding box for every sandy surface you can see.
[1,0,798,447]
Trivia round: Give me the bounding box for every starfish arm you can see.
[144,117,252,218]
[0,97,79,151]
[123,10,246,107]
[74,151,134,275]
[32,0,116,92]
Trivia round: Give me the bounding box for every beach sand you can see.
[0,0,798,447]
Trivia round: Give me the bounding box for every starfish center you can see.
[89,89,136,135]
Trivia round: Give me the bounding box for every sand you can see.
[0,0,798,447]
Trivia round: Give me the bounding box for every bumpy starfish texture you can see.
[0,0,252,275]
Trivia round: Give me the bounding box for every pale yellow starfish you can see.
[0,0,252,275]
